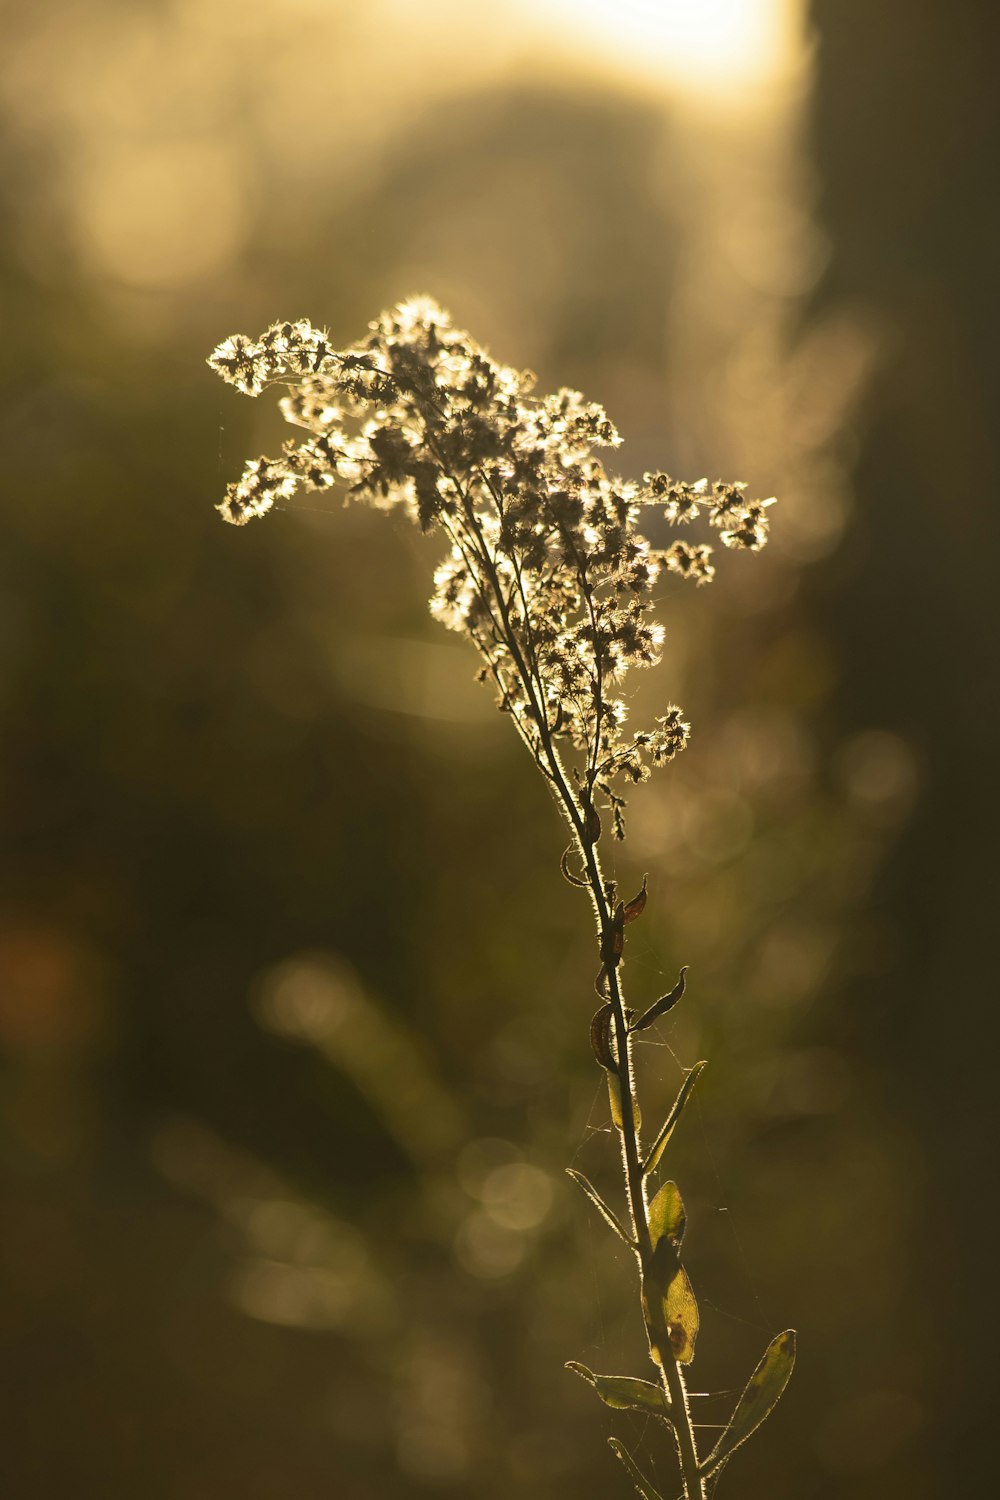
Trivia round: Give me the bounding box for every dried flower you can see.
[209,298,791,1499]
[209,299,773,840]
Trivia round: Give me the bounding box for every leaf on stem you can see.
[606,1069,625,1130]
[565,1168,634,1247]
[607,1438,665,1500]
[646,1235,700,1367]
[611,901,625,959]
[699,1329,796,1479]
[641,1060,707,1177]
[630,967,688,1034]
[607,1068,642,1131]
[622,875,648,924]
[663,1264,699,1365]
[647,1179,686,1251]
[590,1003,640,1130]
[590,1003,617,1071]
[560,846,589,888]
[566,1363,672,1421]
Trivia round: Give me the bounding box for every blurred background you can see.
[1,1,997,1496]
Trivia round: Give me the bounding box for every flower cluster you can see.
[209,298,774,838]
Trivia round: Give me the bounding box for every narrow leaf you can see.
[608,1438,664,1500]
[560,846,589,888]
[630,967,688,1033]
[641,1060,707,1177]
[565,1168,634,1246]
[601,916,625,969]
[606,1069,641,1132]
[622,875,648,924]
[565,1363,672,1421]
[611,902,625,958]
[591,1003,617,1071]
[647,1179,686,1251]
[699,1329,797,1479]
[607,1070,624,1130]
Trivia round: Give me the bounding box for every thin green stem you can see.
[569,824,706,1500]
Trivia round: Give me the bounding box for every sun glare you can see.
[528,0,801,94]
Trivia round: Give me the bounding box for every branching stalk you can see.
[208,298,793,1500]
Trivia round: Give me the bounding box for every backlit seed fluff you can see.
[210,299,774,838]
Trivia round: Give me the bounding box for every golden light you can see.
[526,0,801,94]
[74,138,249,289]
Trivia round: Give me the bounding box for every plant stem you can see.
[435,476,707,1499]
[574,827,707,1500]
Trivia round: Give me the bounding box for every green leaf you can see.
[663,1264,699,1365]
[647,1179,685,1251]
[565,1363,672,1421]
[641,1061,707,1177]
[608,1438,664,1500]
[607,1069,625,1130]
[601,1069,642,1133]
[643,1240,700,1368]
[630,966,687,1032]
[699,1329,797,1478]
[565,1168,634,1246]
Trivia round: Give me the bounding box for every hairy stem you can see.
[422,414,706,1498]
[573,823,706,1500]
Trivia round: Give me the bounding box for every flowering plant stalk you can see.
[209,298,795,1499]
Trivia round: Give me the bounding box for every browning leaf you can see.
[663,1265,699,1365]
[622,875,648,924]
[645,1237,699,1367]
[611,901,625,958]
[560,846,589,888]
[630,967,688,1033]
[590,1003,617,1071]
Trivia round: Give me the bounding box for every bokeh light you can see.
[527,0,803,93]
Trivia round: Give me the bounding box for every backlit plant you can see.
[209,297,795,1500]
